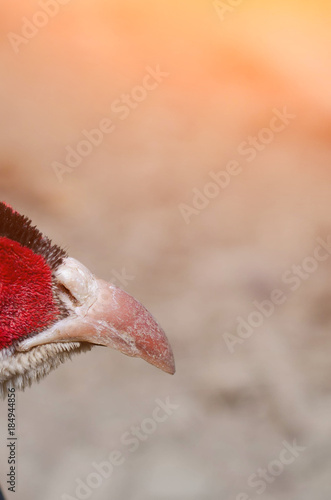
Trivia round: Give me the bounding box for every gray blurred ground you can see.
[1,1,331,499]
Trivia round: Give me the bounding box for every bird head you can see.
[0,202,175,396]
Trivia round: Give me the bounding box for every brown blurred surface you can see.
[1,1,331,499]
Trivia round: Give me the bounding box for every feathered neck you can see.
[0,342,91,398]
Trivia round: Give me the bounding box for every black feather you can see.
[0,202,67,271]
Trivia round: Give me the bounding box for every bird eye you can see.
[55,257,97,309]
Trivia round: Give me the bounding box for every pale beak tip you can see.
[161,350,176,375]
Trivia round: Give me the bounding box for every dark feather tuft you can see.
[0,202,67,271]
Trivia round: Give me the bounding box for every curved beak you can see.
[81,279,176,374]
[17,260,175,375]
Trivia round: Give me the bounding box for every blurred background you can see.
[1,1,331,499]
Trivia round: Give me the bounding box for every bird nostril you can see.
[54,257,97,308]
[56,283,80,308]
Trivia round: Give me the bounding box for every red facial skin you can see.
[0,236,60,350]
